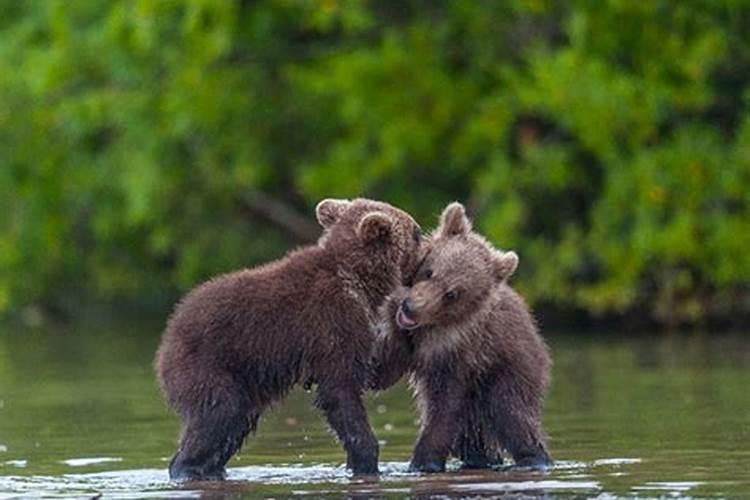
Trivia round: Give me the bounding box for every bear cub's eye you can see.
[443,289,459,302]
[422,269,433,280]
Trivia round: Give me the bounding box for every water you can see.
[1,318,748,498]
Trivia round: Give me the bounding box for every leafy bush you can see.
[1,1,748,325]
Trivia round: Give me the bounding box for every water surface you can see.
[1,319,748,497]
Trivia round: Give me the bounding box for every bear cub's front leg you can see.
[408,378,466,473]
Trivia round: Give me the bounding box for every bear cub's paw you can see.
[168,460,226,482]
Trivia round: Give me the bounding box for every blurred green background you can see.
[1,0,748,327]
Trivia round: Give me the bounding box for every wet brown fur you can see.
[371,202,552,472]
[155,198,422,481]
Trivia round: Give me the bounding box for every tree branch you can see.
[238,190,321,243]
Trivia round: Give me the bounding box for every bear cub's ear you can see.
[438,202,472,237]
[358,212,393,244]
[316,199,351,228]
[493,250,519,282]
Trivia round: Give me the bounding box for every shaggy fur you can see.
[155,198,422,481]
[371,202,552,472]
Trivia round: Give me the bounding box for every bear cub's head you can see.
[395,202,518,331]
[316,198,423,285]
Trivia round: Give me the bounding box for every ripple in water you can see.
[61,457,124,467]
[0,459,646,498]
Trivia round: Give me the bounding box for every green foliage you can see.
[1,0,748,324]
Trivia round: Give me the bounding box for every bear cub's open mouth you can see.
[396,305,420,331]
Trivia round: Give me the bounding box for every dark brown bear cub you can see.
[372,202,552,473]
[155,198,422,481]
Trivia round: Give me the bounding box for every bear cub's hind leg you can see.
[169,399,257,482]
[489,378,552,471]
[454,412,503,470]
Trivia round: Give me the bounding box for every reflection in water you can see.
[555,337,597,412]
[0,320,748,497]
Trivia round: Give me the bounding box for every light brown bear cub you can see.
[371,202,552,473]
[156,198,422,481]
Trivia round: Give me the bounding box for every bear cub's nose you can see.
[401,298,416,319]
